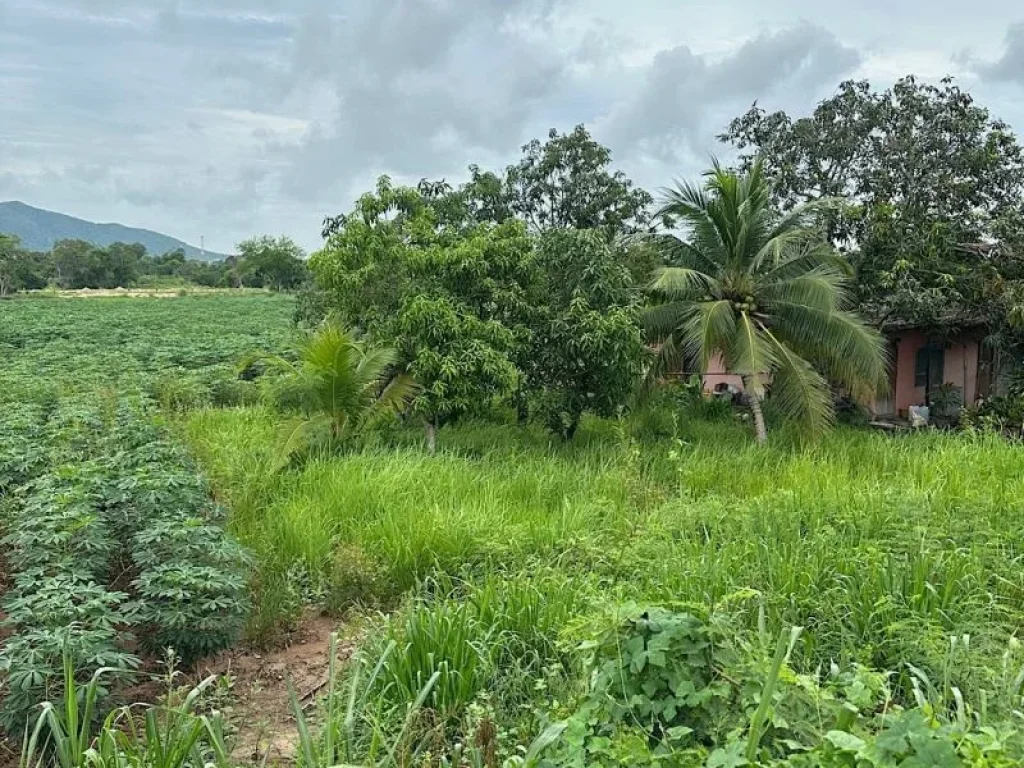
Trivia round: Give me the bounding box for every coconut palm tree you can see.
[261,321,417,468]
[644,158,888,443]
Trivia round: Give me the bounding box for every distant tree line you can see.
[0,233,306,296]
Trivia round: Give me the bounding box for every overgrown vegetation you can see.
[5,73,1024,768]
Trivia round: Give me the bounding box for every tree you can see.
[409,126,653,241]
[645,159,888,444]
[261,321,416,469]
[0,234,26,297]
[51,239,102,288]
[105,242,145,287]
[310,177,535,450]
[524,229,646,439]
[720,77,1024,334]
[506,126,653,237]
[236,236,307,290]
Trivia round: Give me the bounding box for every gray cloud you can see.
[0,0,1020,252]
[270,0,570,200]
[601,23,862,162]
[979,22,1024,85]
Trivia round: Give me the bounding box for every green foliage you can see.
[324,543,393,616]
[310,178,534,435]
[0,233,49,297]
[131,516,251,662]
[258,321,416,468]
[235,235,307,290]
[0,393,251,731]
[644,159,888,442]
[396,295,519,425]
[19,649,232,768]
[525,229,645,439]
[722,76,1024,341]
[502,125,653,238]
[537,607,1024,767]
[962,394,1024,436]
[362,573,586,726]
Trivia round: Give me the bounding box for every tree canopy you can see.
[721,76,1024,335]
[235,236,307,291]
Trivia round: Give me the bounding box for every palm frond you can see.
[640,334,686,399]
[771,303,889,402]
[727,312,774,390]
[761,265,850,313]
[762,242,853,282]
[369,373,419,422]
[642,301,694,340]
[649,266,719,299]
[271,415,333,472]
[762,328,835,434]
[641,233,725,275]
[678,300,736,371]
[656,178,711,220]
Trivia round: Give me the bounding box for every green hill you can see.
[0,201,228,261]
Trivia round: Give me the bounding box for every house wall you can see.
[702,352,745,394]
[881,330,980,416]
[697,333,981,418]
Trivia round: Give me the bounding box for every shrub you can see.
[324,543,392,616]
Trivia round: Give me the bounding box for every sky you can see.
[1,1,1023,254]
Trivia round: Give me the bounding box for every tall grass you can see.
[183,407,1024,706]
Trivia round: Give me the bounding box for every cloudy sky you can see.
[1,1,1022,253]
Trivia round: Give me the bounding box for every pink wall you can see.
[882,330,980,416]
[702,352,745,394]
[697,334,981,418]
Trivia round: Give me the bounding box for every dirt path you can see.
[193,613,355,764]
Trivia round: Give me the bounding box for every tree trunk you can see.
[744,377,768,445]
[424,419,437,454]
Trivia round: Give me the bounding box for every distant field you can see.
[14,286,270,299]
[0,293,294,405]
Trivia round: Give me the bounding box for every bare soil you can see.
[192,612,353,764]
[0,612,353,767]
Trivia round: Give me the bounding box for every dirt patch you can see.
[192,612,354,764]
[0,608,352,766]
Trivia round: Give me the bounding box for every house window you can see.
[914,345,944,389]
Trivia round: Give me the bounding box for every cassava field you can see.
[4,293,1024,766]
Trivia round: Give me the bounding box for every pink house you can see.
[694,324,996,418]
[873,325,994,418]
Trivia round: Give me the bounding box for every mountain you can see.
[0,201,229,261]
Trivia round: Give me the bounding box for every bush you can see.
[324,543,392,616]
[539,606,1024,767]
[962,394,1024,436]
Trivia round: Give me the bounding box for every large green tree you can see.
[310,177,534,450]
[50,239,137,289]
[410,125,654,242]
[524,229,646,439]
[0,234,30,297]
[721,76,1024,334]
[645,160,888,444]
[236,235,307,290]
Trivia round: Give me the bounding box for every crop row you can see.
[0,400,250,733]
